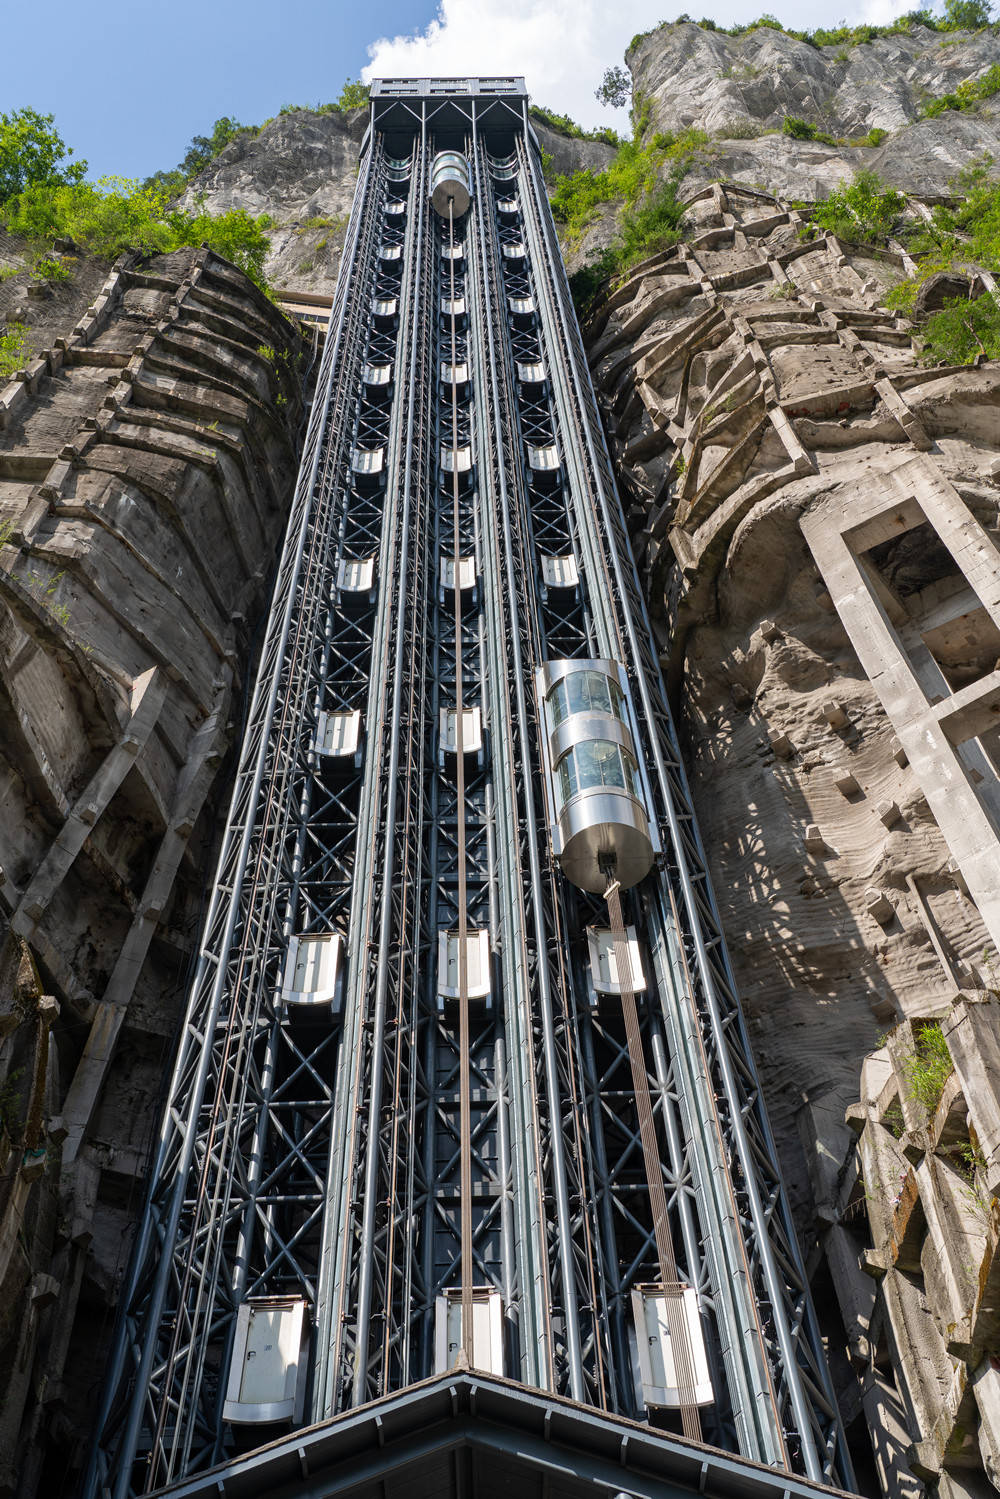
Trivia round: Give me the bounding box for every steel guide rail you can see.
[83,85,854,1499]
[515,124,852,1488]
[420,150,504,1349]
[472,139,613,1405]
[370,169,433,1404]
[338,139,429,1409]
[466,134,558,1394]
[83,132,390,1498]
[481,144,726,1430]
[314,137,430,1416]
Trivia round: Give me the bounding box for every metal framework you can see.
[84,79,853,1499]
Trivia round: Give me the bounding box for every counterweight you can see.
[84,79,853,1499]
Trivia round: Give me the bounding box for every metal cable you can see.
[604,870,702,1442]
[141,160,385,1480]
[448,196,474,1362]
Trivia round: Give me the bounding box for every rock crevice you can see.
[0,245,303,1494]
[587,174,1000,1496]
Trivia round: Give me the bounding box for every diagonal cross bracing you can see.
[83,81,854,1499]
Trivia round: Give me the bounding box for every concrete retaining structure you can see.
[0,245,304,1495]
[587,180,1000,1496]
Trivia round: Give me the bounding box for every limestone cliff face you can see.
[0,246,304,1493]
[560,20,1000,274]
[586,180,1000,1496]
[630,20,1000,200]
[178,108,368,296]
[631,20,1000,138]
[181,109,615,295]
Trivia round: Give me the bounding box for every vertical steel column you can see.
[314,137,429,1417]
[348,135,429,1410]
[465,136,553,1393]
[83,129,385,1499]
[516,126,852,1487]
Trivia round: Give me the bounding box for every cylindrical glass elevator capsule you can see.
[430,151,472,217]
[536,660,656,892]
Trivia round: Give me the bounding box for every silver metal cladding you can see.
[430,151,473,217]
[536,659,656,893]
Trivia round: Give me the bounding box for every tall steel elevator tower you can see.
[85,79,854,1499]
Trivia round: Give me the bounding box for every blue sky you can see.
[5,0,432,180]
[11,0,915,182]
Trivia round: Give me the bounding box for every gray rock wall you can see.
[178,108,368,298]
[586,176,1000,1495]
[629,20,1000,141]
[561,21,1000,274]
[0,245,304,1496]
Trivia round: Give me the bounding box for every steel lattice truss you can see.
[84,82,853,1499]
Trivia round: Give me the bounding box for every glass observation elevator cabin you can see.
[82,77,854,1499]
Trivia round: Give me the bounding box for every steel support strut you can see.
[84,81,853,1498]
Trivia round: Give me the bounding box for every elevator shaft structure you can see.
[85,78,852,1498]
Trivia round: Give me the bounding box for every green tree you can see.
[180,117,248,177]
[0,108,86,203]
[336,79,370,109]
[921,294,1000,363]
[3,177,273,289]
[596,66,631,109]
[811,170,907,244]
[942,0,993,27]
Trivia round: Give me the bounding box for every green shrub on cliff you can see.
[902,1022,954,1113]
[0,108,86,203]
[3,178,272,288]
[883,162,1000,363]
[905,160,1000,269]
[276,81,371,121]
[809,170,907,243]
[0,321,30,379]
[529,105,622,146]
[920,293,1000,361]
[617,173,687,262]
[552,111,706,314]
[551,168,609,232]
[551,128,706,240]
[782,115,840,144]
[566,171,689,315]
[630,6,993,52]
[920,61,1000,116]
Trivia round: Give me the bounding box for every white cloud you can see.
[856,0,914,24]
[363,0,661,129]
[363,0,924,130]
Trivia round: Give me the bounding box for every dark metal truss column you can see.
[514,124,852,1483]
[83,77,854,1499]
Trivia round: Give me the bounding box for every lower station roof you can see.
[150,1370,859,1499]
